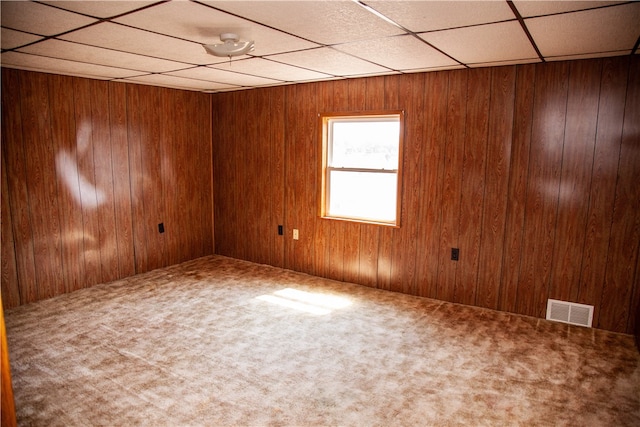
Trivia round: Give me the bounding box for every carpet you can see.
[5,255,640,426]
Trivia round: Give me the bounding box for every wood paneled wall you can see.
[212,56,640,334]
[1,69,213,308]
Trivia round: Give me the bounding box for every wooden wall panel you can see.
[579,57,628,326]
[2,70,37,306]
[517,62,569,318]
[1,69,212,308]
[416,71,448,299]
[437,70,467,302]
[138,85,167,271]
[108,82,136,278]
[73,77,104,287]
[91,80,120,284]
[253,89,271,265]
[379,75,400,291]
[212,92,237,258]
[457,67,491,306]
[20,72,65,300]
[160,88,179,266]
[499,64,535,314]
[49,75,85,294]
[1,154,20,308]
[393,73,425,295]
[476,66,516,310]
[268,87,285,268]
[548,59,601,303]
[600,56,640,333]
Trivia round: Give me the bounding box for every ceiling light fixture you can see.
[203,33,255,58]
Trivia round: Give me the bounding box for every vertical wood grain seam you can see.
[576,61,604,305]
[46,76,68,295]
[211,95,217,254]
[473,69,494,306]
[125,85,141,274]
[512,65,536,315]
[107,84,121,278]
[433,73,450,298]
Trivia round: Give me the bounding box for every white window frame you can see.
[319,110,404,227]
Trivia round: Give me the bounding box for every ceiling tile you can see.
[209,58,333,82]
[18,39,192,73]
[120,73,238,92]
[169,67,282,87]
[366,0,515,32]
[60,22,219,65]
[113,1,319,56]
[526,3,640,58]
[1,28,43,50]
[419,21,538,65]
[512,1,626,18]
[40,1,158,19]
[268,47,390,76]
[202,0,404,45]
[0,51,143,80]
[334,34,459,71]
[1,1,97,36]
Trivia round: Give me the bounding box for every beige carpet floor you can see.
[5,255,640,426]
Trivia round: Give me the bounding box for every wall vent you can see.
[546,299,594,327]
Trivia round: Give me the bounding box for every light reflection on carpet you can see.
[256,288,352,315]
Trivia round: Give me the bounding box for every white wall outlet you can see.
[293,229,299,240]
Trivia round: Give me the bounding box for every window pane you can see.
[328,170,397,222]
[330,120,399,169]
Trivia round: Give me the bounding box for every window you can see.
[319,111,404,226]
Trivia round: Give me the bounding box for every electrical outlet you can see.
[293,229,299,240]
[451,248,459,261]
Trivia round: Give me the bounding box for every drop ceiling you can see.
[1,0,639,93]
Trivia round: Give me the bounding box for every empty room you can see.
[1,0,639,425]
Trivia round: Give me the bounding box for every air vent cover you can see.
[546,299,593,327]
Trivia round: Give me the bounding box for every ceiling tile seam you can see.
[518,1,638,20]
[33,0,169,21]
[170,66,286,85]
[108,21,218,51]
[258,57,335,79]
[249,56,340,80]
[7,44,203,75]
[190,0,327,48]
[131,73,251,88]
[506,0,545,63]
[325,45,399,74]
[355,0,468,68]
[2,50,157,79]
[412,18,518,35]
[12,38,201,74]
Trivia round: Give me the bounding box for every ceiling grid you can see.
[1,0,638,93]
